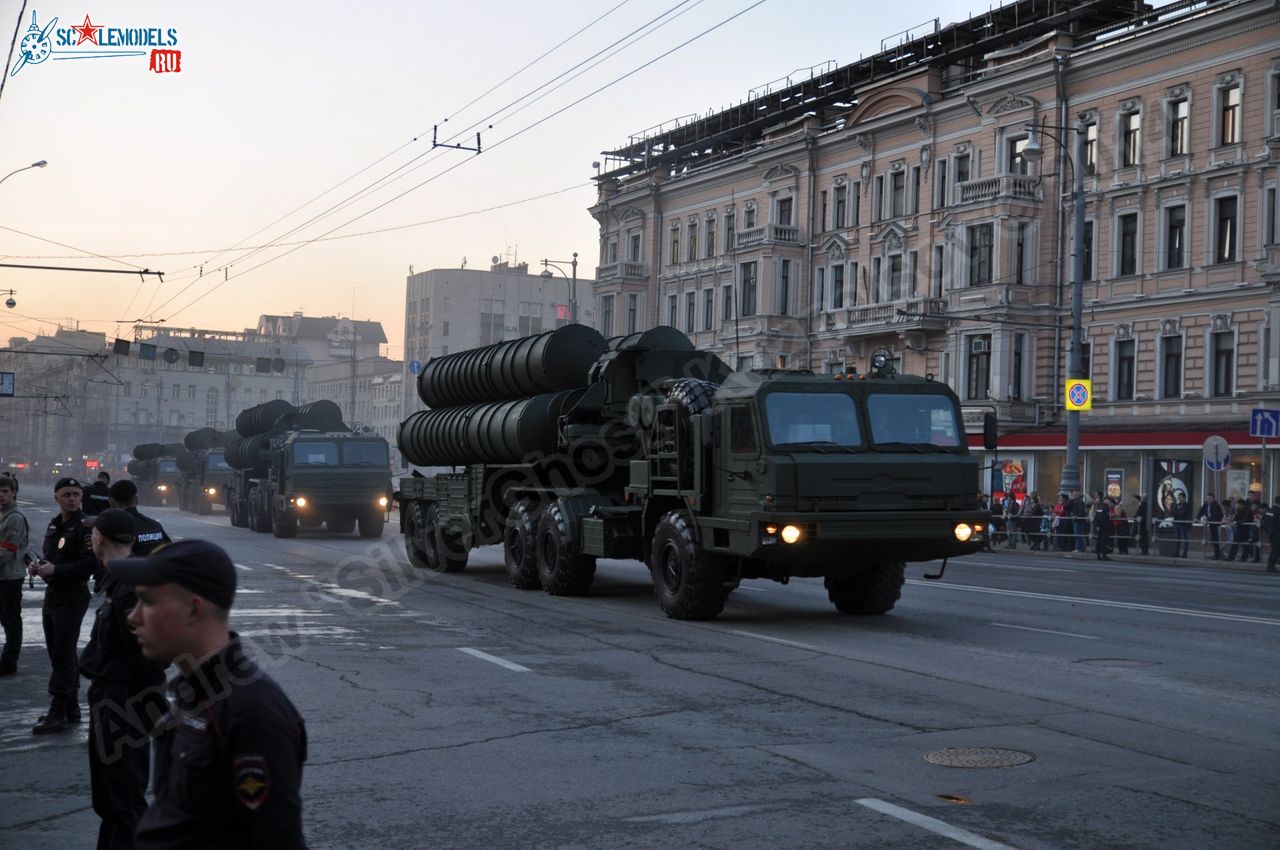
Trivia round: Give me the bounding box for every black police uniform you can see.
[1264,503,1280,573]
[79,572,167,850]
[125,507,171,556]
[39,509,96,724]
[134,636,308,849]
[83,481,111,516]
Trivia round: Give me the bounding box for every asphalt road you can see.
[1,492,1277,849]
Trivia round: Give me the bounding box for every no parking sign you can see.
[1064,378,1092,411]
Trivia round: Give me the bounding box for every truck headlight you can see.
[205,487,217,495]
[294,496,308,508]
[157,484,168,492]
[780,524,802,544]
[954,523,973,542]
[378,496,388,507]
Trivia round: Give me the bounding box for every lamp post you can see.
[1022,117,1087,495]
[0,159,47,189]
[539,252,579,323]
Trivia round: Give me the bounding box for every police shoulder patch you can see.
[233,754,270,810]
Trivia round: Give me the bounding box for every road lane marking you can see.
[855,798,1019,850]
[724,630,822,652]
[736,585,768,592]
[907,580,1280,626]
[989,622,1099,640]
[626,804,769,823]
[234,563,252,572]
[456,647,529,672]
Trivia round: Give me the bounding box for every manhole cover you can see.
[924,747,1035,768]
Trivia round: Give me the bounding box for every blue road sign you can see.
[408,360,423,375]
[1250,408,1280,438]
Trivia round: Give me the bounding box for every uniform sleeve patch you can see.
[233,754,270,810]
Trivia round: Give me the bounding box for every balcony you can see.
[733,224,803,248]
[954,175,1042,206]
[596,261,648,282]
[821,297,947,335]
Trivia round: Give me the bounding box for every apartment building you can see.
[590,0,1280,505]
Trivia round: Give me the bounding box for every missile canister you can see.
[398,389,583,467]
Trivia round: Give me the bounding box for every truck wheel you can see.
[197,498,213,516]
[229,498,245,528]
[536,501,595,596]
[405,503,432,569]
[424,504,468,572]
[503,501,540,589]
[358,511,384,539]
[255,500,274,534]
[667,378,717,414]
[273,506,297,538]
[650,510,726,620]
[825,561,905,615]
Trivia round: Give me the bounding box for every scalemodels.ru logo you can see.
[8,10,182,76]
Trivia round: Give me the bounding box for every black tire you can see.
[825,561,905,615]
[667,378,717,414]
[229,498,246,528]
[197,497,213,516]
[327,517,356,534]
[272,506,297,538]
[536,501,595,596]
[358,512,384,539]
[650,510,727,620]
[424,504,468,572]
[254,493,273,534]
[404,502,431,570]
[503,501,540,589]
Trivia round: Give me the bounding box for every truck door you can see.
[717,404,760,517]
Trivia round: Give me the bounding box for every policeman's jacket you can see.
[41,510,95,606]
[78,573,166,687]
[125,507,171,556]
[134,636,308,850]
[83,482,111,516]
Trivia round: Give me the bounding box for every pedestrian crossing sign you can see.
[1065,379,1092,411]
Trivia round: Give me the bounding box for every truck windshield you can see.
[763,392,860,447]
[342,441,387,467]
[206,452,230,471]
[293,442,338,466]
[157,460,178,473]
[867,393,964,449]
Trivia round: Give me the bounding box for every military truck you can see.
[394,326,996,620]
[127,443,189,507]
[176,428,237,515]
[225,400,391,538]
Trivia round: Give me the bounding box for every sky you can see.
[0,0,1086,357]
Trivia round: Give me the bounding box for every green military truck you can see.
[225,400,391,538]
[128,443,189,507]
[177,428,237,515]
[395,326,996,620]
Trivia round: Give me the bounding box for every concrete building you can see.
[590,0,1280,507]
[402,260,596,416]
[371,370,406,470]
[305,355,401,431]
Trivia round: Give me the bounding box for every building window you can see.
[890,171,905,218]
[871,258,881,303]
[776,196,793,227]
[907,250,918,297]
[935,158,949,208]
[1082,220,1095,281]
[1164,205,1186,270]
[1121,110,1141,167]
[1014,222,1029,285]
[687,221,698,262]
[1083,120,1098,175]
[955,153,970,184]
[819,191,828,232]
[703,289,714,331]
[932,245,944,298]
[831,264,844,309]
[705,218,715,258]
[479,298,505,344]
[628,233,641,262]
[743,206,756,229]
[1118,213,1139,276]
[849,261,859,306]
[814,267,825,312]
[833,186,847,229]
[1007,136,1029,175]
[1011,334,1025,400]
[627,294,639,334]
[739,262,757,317]
[1168,98,1189,156]
[1218,85,1241,146]
[850,182,861,227]
[872,176,884,222]
[1160,335,1183,399]
[886,255,903,301]
[1212,331,1234,397]
[721,284,733,321]
[910,166,921,214]
[724,210,736,250]
[778,259,791,315]
[1080,340,1092,380]
[966,335,991,401]
[1215,196,1238,263]
[670,228,680,265]
[606,239,618,264]
[667,293,677,327]
[1115,339,1135,401]
[967,223,993,287]
[600,295,614,337]
[685,291,696,333]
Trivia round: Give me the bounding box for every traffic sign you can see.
[1202,435,1230,471]
[1064,379,1092,411]
[1250,408,1280,438]
[408,360,423,375]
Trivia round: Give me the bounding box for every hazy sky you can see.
[0,0,1069,356]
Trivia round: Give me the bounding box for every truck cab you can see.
[262,431,391,539]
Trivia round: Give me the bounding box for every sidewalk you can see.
[983,540,1277,572]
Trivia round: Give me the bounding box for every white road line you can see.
[456,647,530,672]
[989,622,1099,640]
[907,580,1280,626]
[233,563,252,572]
[724,630,822,652]
[855,798,1019,850]
[736,585,768,592]
[626,804,768,823]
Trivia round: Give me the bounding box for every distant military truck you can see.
[225,400,391,538]
[128,442,188,507]
[177,428,237,515]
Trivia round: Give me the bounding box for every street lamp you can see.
[539,252,579,323]
[0,159,47,189]
[1022,117,1087,495]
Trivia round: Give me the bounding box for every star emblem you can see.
[72,15,101,46]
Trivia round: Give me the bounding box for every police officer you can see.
[1264,497,1280,574]
[79,509,168,849]
[108,480,171,556]
[83,471,112,517]
[114,541,308,848]
[0,475,29,676]
[29,477,97,733]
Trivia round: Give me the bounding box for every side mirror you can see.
[983,411,999,451]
